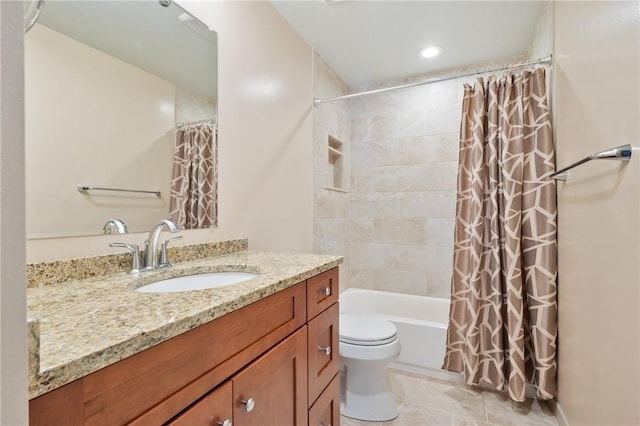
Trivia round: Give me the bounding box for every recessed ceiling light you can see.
[420,46,440,58]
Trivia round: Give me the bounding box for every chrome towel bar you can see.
[550,144,632,181]
[77,185,161,196]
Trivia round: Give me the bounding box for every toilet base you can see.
[339,363,399,422]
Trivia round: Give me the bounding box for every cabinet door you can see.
[233,327,308,426]
[307,303,339,406]
[167,381,232,426]
[308,374,340,426]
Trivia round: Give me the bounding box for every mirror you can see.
[25,0,218,238]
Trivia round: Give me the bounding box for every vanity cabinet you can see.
[29,267,340,426]
[306,268,340,426]
[169,328,307,426]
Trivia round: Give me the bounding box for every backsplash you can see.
[26,239,248,288]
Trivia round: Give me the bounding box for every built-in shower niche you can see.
[326,135,346,193]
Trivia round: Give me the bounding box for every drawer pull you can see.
[318,345,331,356]
[217,419,232,426]
[241,397,256,412]
[322,286,331,296]
[320,423,332,426]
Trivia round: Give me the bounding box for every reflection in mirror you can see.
[25,0,218,238]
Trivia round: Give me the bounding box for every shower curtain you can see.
[442,68,557,401]
[169,122,217,229]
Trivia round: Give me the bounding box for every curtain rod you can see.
[314,55,552,105]
[176,118,216,128]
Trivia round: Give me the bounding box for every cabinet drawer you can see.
[308,373,340,426]
[167,381,232,426]
[307,267,338,320]
[307,303,339,406]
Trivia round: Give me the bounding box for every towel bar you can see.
[77,185,161,196]
[550,144,632,181]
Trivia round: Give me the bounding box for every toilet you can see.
[339,313,401,421]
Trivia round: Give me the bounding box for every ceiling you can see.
[271,1,546,90]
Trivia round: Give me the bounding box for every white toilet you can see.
[339,313,401,421]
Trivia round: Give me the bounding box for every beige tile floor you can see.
[341,369,558,426]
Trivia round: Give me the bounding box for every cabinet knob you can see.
[241,397,256,412]
[319,423,332,426]
[217,419,232,426]
[323,286,331,296]
[318,345,331,356]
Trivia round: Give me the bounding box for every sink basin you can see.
[135,272,257,293]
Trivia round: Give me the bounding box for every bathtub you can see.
[339,288,460,381]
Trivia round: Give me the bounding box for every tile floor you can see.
[341,369,558,426]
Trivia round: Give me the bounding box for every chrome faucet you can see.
[103,218,129,235]
[143,219,180,269]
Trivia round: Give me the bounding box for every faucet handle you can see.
[159,236,183,268]
[109,242,141,274]
[142,239,151,268]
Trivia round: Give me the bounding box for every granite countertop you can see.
[27,250,342,399]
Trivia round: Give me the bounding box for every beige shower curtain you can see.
[442,68,557,401]
[169,122,217,229]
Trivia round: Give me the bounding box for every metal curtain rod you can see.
[314,55,553,105]
[176,119,216,128]
[549,144,632,181]
[77,185,161,197]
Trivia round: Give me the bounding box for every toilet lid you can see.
[339,313,398,346]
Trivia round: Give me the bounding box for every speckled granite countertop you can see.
[27,250,342,399]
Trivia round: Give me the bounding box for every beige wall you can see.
[25,24,174,238]
[0,2,28,423]
[554,2,640,425]
[27,1,314,262]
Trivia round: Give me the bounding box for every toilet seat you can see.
[339,313,398,346]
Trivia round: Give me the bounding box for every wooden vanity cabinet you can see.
[168,327,307,426]
[306,268,340,426]
[29,267,341,426]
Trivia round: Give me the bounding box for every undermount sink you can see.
[135,272,258,293]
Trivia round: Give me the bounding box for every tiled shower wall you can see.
[313,52,351,291]
[313,52,461,298]
[348,81,460,298]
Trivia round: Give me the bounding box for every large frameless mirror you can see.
[25,0,218,238]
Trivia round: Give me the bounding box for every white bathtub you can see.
[339,288,460,381]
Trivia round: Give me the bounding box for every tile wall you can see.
[313,52,351,291]
[347,80,460,298]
